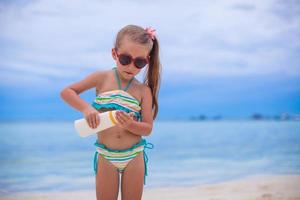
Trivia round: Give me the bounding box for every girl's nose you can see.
[128,64,137,71]
[129,62,135,69]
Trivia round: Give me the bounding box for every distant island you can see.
[189,112,300,121]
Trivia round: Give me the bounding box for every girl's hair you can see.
[114,25,161,120]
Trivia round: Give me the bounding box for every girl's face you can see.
[112,37,150,80]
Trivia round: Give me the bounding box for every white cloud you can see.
[0,0,299,87]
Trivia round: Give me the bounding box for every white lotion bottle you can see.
[74,110,118,137]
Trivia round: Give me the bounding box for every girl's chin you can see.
[119,71,134,80]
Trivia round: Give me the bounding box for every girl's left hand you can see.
[115,111,135,129]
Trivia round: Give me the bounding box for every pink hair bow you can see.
[145,27,156,40]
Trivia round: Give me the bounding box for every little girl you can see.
[60,24,161,200]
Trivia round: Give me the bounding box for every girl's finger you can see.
[116,113,124,124]
[87,116,93,128]
[91,115,97,128]
[129,112,135,118]
[95,114,100,127]
[120,111,130,120]
[117,111,124,120]
[118,112,127,120]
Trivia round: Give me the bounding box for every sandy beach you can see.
[2,174,300,200]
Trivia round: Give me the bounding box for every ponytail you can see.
[144,38,161,120]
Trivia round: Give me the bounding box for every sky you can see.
[0,0,299,121]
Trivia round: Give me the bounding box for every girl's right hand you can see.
[82,106,100,129]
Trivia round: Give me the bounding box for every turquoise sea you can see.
[0,120,299,194]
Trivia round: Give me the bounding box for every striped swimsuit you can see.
[92,89,142,121]
[91,67,154,185]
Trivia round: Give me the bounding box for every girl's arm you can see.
[125,85,154,136]
[60,71,104,129]
[60,71,101,112]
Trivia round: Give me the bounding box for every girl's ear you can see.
[112,48,117,60]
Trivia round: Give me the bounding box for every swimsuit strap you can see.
[142,141,154,185]
[113,67,134,91]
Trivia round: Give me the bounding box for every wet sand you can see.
[2,174,300,200]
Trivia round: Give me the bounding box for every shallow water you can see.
[0,120,299,194]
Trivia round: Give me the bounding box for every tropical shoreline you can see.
[1,174,300,200]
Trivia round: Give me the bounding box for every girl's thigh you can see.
[121,151,145,200]
[95,154,120,200]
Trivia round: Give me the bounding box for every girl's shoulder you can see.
[65,69,107,95]
[133,81,152,99]
[93,68,115,86]
[93,68,112,76]
[133,79,150,90]
[94,67,116,79]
